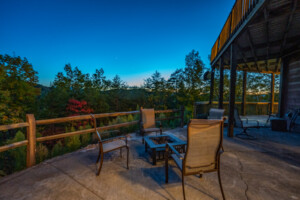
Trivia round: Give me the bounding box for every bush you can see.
[36,143,49,164]
[7,131,26,171]
[51,141,64,157]
[65,127,81,152]
[80,125,91,147]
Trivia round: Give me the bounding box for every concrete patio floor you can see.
[0,126,299,200]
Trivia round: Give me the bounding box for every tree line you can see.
[0,51,279,176]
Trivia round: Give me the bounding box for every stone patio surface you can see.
[0,126,299,200]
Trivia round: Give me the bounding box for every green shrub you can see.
[36,143,49,164]
[65,127,81,152]
[80,126,91,147]
[6,131,26,171]
[51,141,64,157]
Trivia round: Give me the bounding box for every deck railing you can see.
[211,0,260,63]
[0,107,184,168]
[194,101,278,117]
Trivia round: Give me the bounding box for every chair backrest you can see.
[90,114,102,144]
[208,108,225,120]
[183,119,223,175]
[141,108,156,129]
[234,108,243,128]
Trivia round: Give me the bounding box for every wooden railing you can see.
[194,101,278,116]
[211,0,259,63]
[0,107,184,168]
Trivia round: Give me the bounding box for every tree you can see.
[0,54,40,124]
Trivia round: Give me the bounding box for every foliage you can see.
[51,141,65,157]
[65,127,81,152]
[0,54,40,124]
[6,131,26,172]
[36,143,49,164]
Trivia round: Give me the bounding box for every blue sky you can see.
[0,0,234,86]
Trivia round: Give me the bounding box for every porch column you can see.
[241,71,247,116]
[228,44,237,138]
[209,66,215,105]
[269,73,275,114]
[279,58,289,117]
[218,58,224,109]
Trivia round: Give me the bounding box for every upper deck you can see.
[210,0,300,73]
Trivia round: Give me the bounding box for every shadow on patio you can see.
[0,126,299,200]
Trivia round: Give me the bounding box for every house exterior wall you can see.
[284,53,300,113]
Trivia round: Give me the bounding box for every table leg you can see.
[165,145,169,183]
[152,148,156,165]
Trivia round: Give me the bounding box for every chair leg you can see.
[96,146,101,163]
[182,173,186,200]
[120,148,122,158]
[97,154,104,176]
[217,168,226,200]
[126,146,129,169]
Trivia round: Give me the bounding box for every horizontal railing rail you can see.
[194,101,278,116]
[210,0,260,63]
[0,107,184,169]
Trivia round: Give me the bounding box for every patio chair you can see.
[208,108,225,151]
[208,108,225,120]
[140,108,162,143]
[90,114,129,176]
[165,119,225,200]
[234,108,260,139]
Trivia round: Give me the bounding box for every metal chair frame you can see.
[165,120,226,200]
[91,114,129,176]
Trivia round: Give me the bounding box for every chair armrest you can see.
[102,135,127,144]
[156,121,162,128]
[167,143,185,160]
[247,119,260,126]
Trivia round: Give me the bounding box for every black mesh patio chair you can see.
[234,108,260,139]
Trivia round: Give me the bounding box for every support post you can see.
[26,114,36,167]
[219,58,224,109]
[269,73,275,115]
[279,59,289,117]
[241,71,247,116]
[180,105,184,128]
[209,67,215,105]
[228,44,237,138]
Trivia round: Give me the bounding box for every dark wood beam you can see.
[264,7,270,71]
[209,67,215,105]
[228,43,237,138]
[246,29,260,72]
[276,0,297,65]
[241,71,247,116]
[269,73,275,114]
[236,44,251,70]
[279,58,289,117]
[219,58,224,109]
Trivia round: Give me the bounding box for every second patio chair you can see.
[140,108,162,143]
[91,114,129,176]
[165,119,226,200]
[208,108,225,120]
[234,108,260,139]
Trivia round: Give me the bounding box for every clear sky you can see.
[0,0,234,86]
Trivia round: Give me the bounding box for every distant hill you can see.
[35,84,50,95]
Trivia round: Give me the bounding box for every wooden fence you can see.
[194,101,278,117]
[211,0,259,62]
[0,107,184,168]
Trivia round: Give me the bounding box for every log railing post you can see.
[180,106,184,128]
[26,114,36,167]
